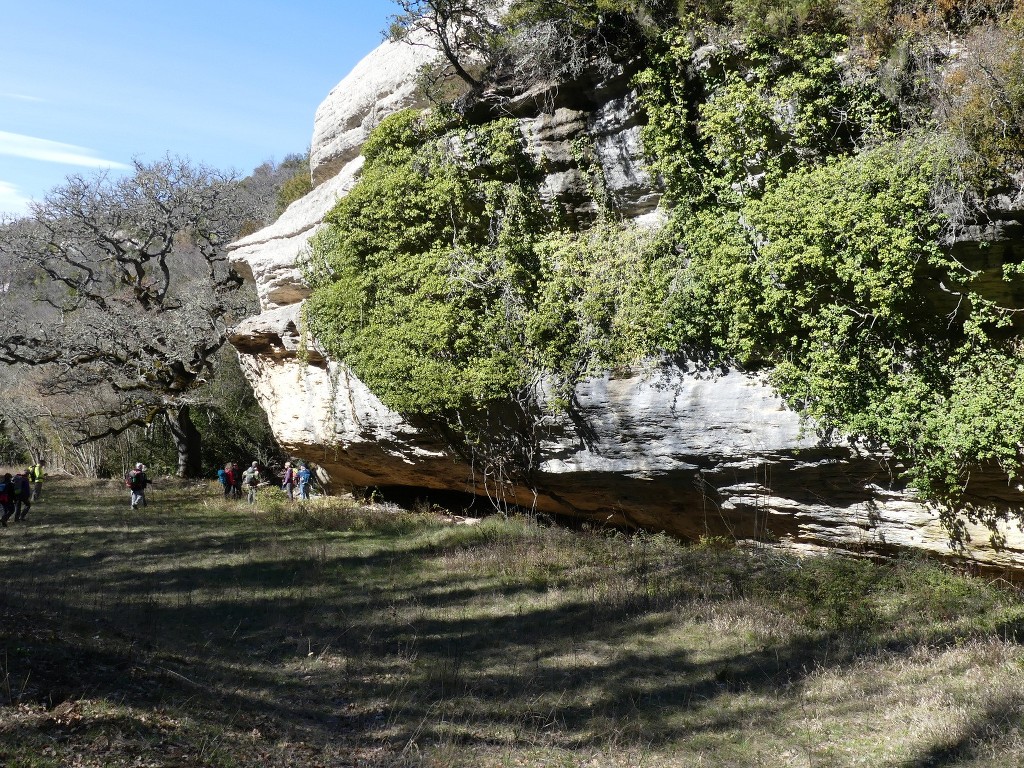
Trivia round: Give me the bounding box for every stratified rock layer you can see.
[228,37,1024,571]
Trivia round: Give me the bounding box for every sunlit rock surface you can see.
[310,29,438,185]
[228,36,1024,571]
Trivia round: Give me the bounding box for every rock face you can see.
[310,30,439,186]
[228,37,1024,572]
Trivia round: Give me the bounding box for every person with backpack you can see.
[0,473,13,527]
[29,460,45,501]
[220,462,240,499]
[297,463,313,501]
[126,463,150,509]
[12,469,31,522]
[241,461,261,505]
[230,462,244,499]
[281,462,296,501]
[217,464,230,496]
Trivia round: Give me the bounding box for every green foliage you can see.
[661,206,759,363]
[527,222,676,383]
[304,9,1024,512]
[734,139,1024,501]
[305,111,681,416]
[636,29,897,204]
[908,350,1024,504]
[632,31,704,208]
[305,110,545,414]
[274,155,312,216]
[729,0,845,37]
[632,23,1024,503]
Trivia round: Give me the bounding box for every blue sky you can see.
[0,0,398,216]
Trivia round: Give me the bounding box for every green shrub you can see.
[527,222,677,383]
[274,156,312,216]
[742,139,1024,501]
[636,29,897,205]
[304,110,544,415]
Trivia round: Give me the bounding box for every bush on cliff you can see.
[303,109,544,413]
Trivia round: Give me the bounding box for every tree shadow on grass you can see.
[3,482,1024,765]
[7,569,1022,766]
[895,693,1024,768]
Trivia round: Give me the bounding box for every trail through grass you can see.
[2,477,1024,767]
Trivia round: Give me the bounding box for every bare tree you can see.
[388,0,504,88]
[0,157,256,477]
[387,0,662,109]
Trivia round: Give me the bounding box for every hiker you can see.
[219,462,237,498]
[0,473,13,527]
[217,464,230,496]
[281,462,296,501]
[297,463,313,501]
[241,461,260,504]
[230,462,244,499]
[29,460,45,501]
[12,469,31,522]
[126,463,150,509]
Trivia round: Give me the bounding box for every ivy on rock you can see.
[304,13,1024,511]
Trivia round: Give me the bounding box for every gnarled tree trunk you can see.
[166,405,202,478]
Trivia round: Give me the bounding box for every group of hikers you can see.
[3,458,321,515]
[0,461,46,527]
[217,460,315,504]
[121,459,318,510]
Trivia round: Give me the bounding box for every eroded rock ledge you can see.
[228,35,1024,571]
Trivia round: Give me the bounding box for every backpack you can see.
[0,482,7,505]
[126,471,143,490]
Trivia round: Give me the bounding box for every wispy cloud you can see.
[0,131,130,169]
[0,181,32,217]
[0,92,44,103]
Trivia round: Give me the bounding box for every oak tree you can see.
[0,157,256,477]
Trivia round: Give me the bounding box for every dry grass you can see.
[1,476,1024,767]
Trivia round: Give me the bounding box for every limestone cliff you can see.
[228,33,1024,571]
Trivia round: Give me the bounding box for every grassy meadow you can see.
[2,476,1024,767]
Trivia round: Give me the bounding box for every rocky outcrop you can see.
[229,30,439,312]
[310,29,439,186]
[228,301,1024,570]
[513,60,662,223]
[228,36,1024,572]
